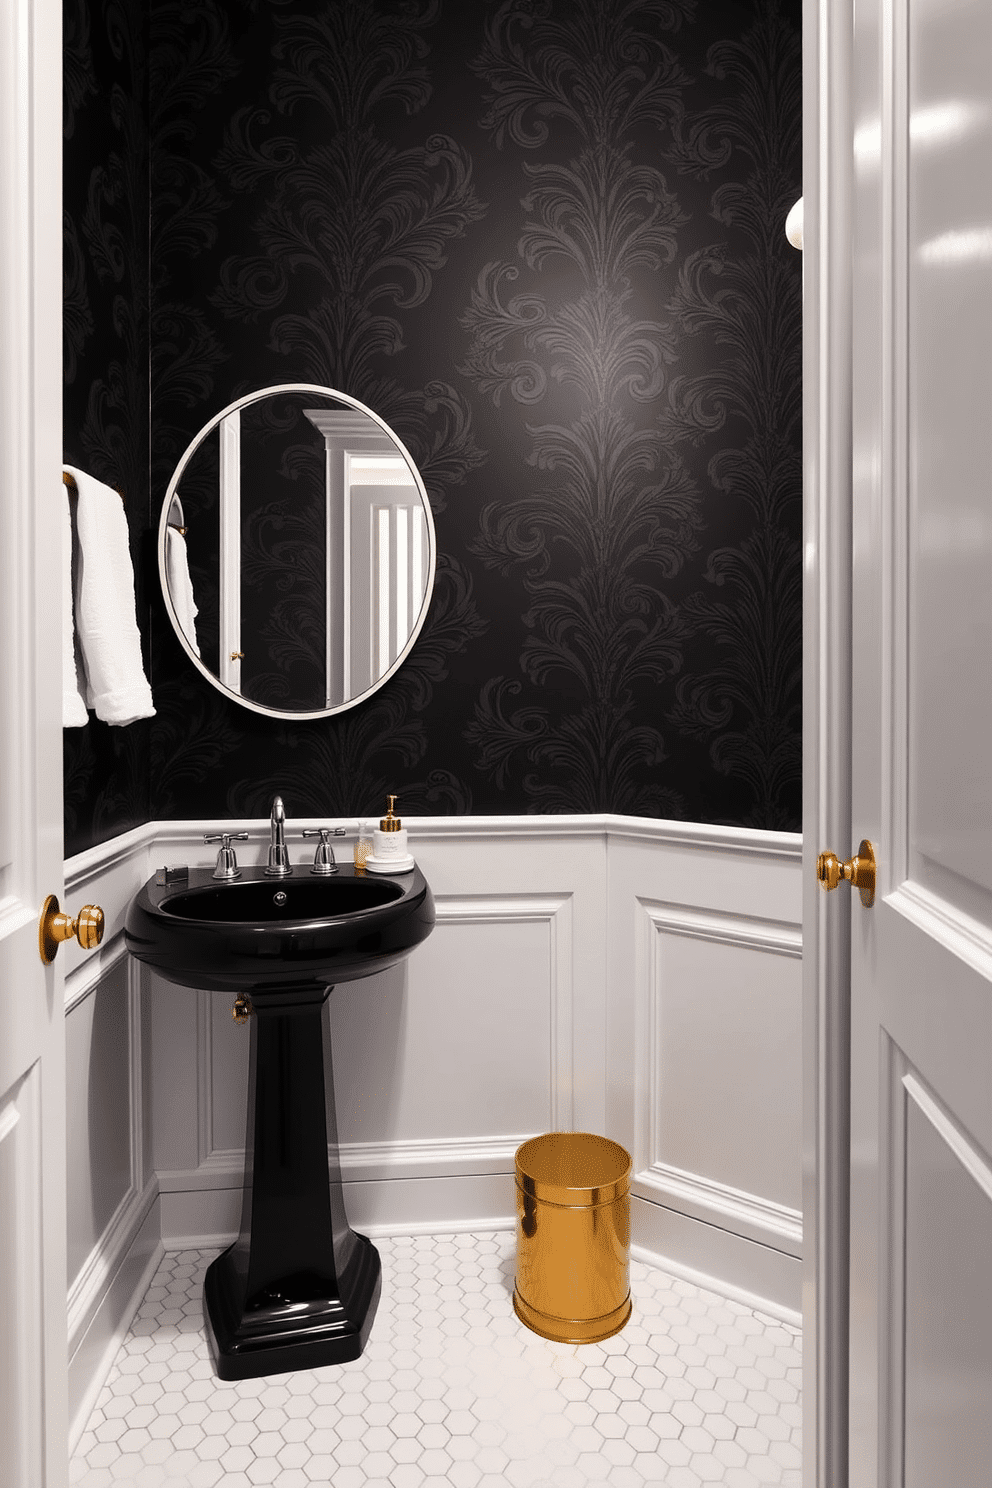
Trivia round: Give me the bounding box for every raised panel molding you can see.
[64,934,130,1015]
[66,1175,157,1345]
[635,898,803,1257]
[634,1164,802,1254]
[67,952,149,1347]
[903,1069,992,1202]
[637,898,802,959]
[891,881,992,985]
[433,893,574,1132]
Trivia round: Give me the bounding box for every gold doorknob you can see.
[38,894,105,964]
[816,839,876,909]
[232,995,254,1024]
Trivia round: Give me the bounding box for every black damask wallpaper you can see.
[63,0,152,854]
[64,0,802,853]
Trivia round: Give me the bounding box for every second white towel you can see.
[165,497,200,658]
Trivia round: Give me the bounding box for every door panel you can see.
[0,0,68,1481]
[908,0,992,908]
[849,0,992,1482]
[903,1076,992,1488]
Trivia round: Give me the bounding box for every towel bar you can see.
[63,470,125,502]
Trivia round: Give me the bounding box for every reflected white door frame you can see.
[218,409,241,693]
[303,409,407,708]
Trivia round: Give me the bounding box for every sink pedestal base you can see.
[203,986,380,1380]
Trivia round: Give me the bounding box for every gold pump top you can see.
[380,795,402,832]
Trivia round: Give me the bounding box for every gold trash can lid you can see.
[515,1132,632,1206]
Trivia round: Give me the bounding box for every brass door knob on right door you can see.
[816,840,876,908]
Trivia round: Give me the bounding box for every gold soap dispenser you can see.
[365,795,416,874]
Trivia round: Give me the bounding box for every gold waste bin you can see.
[513,1132,632,1344]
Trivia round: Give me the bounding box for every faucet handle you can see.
[303,826,346,876]
[203,831,248,880]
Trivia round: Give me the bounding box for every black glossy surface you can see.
[124,859,435,1378]
[204,988,382,1380]
[125,864,434,993]
[162,875,404,922]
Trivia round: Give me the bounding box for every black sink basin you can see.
[125,864,434,993]
[161,874,405,922]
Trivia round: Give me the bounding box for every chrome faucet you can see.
[303,825,346,875]
[204,830,248,880]
[264,795,292,876]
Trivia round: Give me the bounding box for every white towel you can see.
[64,465,156,726]
[62,489,88,727]
[166,521,200,658]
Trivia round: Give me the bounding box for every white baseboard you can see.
[631,1193,801,1316]
[634,1165,803,1257]
[160,1170,519,1252]
[343,1172,516,1232]
[160,1186,242,1250]
[630,1240,802,1330]
[67,1177,158,1347]
[163,1213,519,1255]
[68,1197,163,1453]
[157,1133,534,1195]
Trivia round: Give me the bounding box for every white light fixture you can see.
[785,196,803,251]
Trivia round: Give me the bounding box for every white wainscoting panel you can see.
[65,954,132,1283]
[63,944,158,1450]
[607,823,803,1310]
[638,901,802,1244]
[333,893,573,1145]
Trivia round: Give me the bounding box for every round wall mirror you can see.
[158,384,437,719]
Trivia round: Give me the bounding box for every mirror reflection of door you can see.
[344,460,426,703]
[303,409,425,708]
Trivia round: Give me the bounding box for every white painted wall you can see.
[63,814,801,1447]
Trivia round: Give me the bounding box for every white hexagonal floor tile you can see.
[69,1232,801,1487]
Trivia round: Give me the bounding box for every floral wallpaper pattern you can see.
[64,0,801,853]
[63,0,151,853]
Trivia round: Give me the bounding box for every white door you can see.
[847,0,992,1482]
[0,0,69,1482]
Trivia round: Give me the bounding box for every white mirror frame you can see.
[157,383,437,721]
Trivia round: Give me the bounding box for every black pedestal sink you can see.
[125,863,434,1379]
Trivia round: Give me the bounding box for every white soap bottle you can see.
[366,795,415,873]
